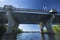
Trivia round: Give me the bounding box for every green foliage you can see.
[17,28,22,33]
[0,24,22,35]
[52,25,60,33]
[43,30,47,32]
[52,25,60,40]
[0,24,7,33]
[12,26,22,33]
[55,32,60,40]
[43,25,60,40]
[0,24,7,37]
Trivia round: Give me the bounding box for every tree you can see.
[0,24,7,38]
[52,25,60,33]
[12,26,22,33]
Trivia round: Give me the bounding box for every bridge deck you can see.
[0,8,60,24]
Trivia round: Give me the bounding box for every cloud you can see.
[0,0,5,2]
[0,0,6,7]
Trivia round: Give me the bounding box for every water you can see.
[0,32,60,40]
[17,33,49,40]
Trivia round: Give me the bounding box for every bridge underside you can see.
[0,12,60,24]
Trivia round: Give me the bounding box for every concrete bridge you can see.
[0,5,60,40]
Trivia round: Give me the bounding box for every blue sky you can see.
[19,24,40,31]
[0,0,60,31]
[0,0,60,11]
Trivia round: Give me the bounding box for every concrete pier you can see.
[3,5,19,40]
[4,12,18,40]
[39,22,45,40]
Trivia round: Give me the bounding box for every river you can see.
[17,33,49,40]
[0,32,60,40]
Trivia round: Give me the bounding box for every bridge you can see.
[0,5,60,40]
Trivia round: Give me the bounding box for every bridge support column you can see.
[46,19,55,40]
[39,22,45,40]
[46,9,57,40]
[3,12,19,40]
[7,12,18,33]
[45,12,56,40]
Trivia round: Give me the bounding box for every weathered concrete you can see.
[39,22,45,40]
[45,10,56,40]
[3,11,19,40]
[7,11,18,33]
[39,9,57,40]
[46,19,55,40]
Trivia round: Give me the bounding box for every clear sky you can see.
[0,0,60,11]
[0,0,60,31]
[19,24,40,31]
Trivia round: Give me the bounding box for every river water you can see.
[17,33,49,40]
[0,32,60,40]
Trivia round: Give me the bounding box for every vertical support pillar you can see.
[7,11,18,33]
[3,11,18,40]
[46,19,55,40]
[39,22,44,33]
[45,9,57,40]
[46,17,53,33]
[39,22,45,40]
